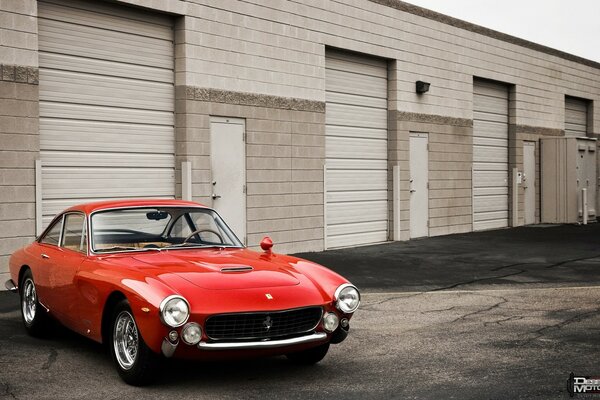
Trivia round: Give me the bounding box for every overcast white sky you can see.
[404,0,600,62]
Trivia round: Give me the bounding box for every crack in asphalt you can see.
[42,348,58,370]
[450,295,509,324]
[430,269,526,292]
[524,307,600,344]
[483,315,524,327]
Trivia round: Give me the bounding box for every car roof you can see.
[64,199,208,214]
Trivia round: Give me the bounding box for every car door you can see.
[34,215,65,307]
[46,213,88,330]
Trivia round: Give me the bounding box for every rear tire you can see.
[109,300,160,386]
[20,269,50,337]
[286,342,330,365]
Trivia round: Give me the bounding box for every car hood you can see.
[124,248,301,290]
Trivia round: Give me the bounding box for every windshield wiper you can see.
[95,246,162,253]
[164,243,240,249]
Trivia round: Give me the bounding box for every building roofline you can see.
[369,0,600,70]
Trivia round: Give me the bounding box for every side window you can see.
[62,214,87,254]
[40,217,63,246]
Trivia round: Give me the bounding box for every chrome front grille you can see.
[205,307,323,341]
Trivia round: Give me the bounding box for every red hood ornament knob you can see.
[260,236,273,253]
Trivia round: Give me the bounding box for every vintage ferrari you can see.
[4,199,360,385]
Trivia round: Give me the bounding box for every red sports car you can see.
[5,199,360,385]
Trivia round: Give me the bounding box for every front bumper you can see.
[198,332,327,351]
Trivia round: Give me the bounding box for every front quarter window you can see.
[40,216,64,246]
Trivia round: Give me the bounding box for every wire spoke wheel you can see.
[113,311,139,370]
[22,278,37,325]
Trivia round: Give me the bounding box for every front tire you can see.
[286,342,330,365]
[20,269,50,337]
[109,300,160,386]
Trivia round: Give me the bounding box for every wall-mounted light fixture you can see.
[416,80,430,94]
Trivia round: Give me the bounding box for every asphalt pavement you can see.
[1,223,600,399]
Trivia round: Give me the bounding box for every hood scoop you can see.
[220,266,254,273]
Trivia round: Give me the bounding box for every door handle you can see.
[212,194,221,200]
[410,189,416,193]
[41,254,50,259]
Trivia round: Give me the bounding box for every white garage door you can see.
[565,97,588,137]
[473,80,509,231]
[325,51,388,248]
[38,0,175,226]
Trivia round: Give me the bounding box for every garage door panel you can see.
[327,190,388,203]
[41,151,174,168]
[326,230,388,249]
[326,71,387,98]
[326,51,388,248]
[473,80,508,231]
[40,102,174,125]
[327,201,388,225]
[40,70,174,111]
[326,170,387,191]
[39,24,172,69]
[40,119,174,153]
[473,195,509,213]
[473,110,508,124]
[473,120,509,138]
[327,159,388,170]
[473,187,509,197]
[326,92,388,109]
[473,217,509,231]
[565,97,588,137]
[326,125,387,140]
[39,0,175,225]
[40,53,172,83]
[326,136,387,159]
[473,145,508,163]
[473,171,508,188]
[39,0,173,40]
[326,103,388,129]
[326,53,387,78]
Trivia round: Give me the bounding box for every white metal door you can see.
[565,97,588,137]
[325,50,388,248]
[410,134,429,238]
[38,0,175,226]
[523,142,536,225]
[473,80,509,231]
[210,117,246,245]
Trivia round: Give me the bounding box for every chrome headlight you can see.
[159,295,190,327]
[181,323,202,345]
[334,284,360,313]
[323,312,339,333]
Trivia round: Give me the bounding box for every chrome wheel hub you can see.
[113,311,139,370]
[22,278,37,325]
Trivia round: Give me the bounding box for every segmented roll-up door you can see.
[38,0,175,226]
[473,80,509,231]
[325,51,388,248]
[565,97,588,137]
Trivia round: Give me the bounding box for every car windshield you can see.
[91,207,243,253]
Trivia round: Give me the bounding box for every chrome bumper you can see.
[198,332,327,351]
[4,279,17,293]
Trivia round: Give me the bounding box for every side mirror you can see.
[260,236,273,253]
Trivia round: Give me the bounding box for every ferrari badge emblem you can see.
[265,293,273,300]
[263,316,273,331]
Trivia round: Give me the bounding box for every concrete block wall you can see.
[0,69,39,278]
[0,0,38,278]
[175,86,325,254]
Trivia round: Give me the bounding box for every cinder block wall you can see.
[175,87,325,253]
[0,0,38,278]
